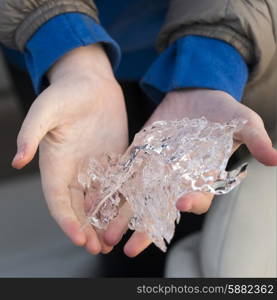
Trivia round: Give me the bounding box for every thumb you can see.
[238,121,277,166]
[12,98,55,169]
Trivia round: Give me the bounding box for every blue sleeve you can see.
[140,35,249,103]
[24,13,121,94]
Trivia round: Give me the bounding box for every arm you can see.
[0,0,98,50]
[104,0,277,257]
[12,43,128,255]
[0,1,128,254]
[141,0,277,105]
[157,0,277,82]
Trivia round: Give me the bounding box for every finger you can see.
[95,229,114,254]
[238,122,277,166]
[70,186,102,255]
[41,181,88,247]
[232,140,242,154]
[12,96,55,169]
[124,231,151,257]
[103,202,132,246]
[177,192,214,215]
[83,190,113,253]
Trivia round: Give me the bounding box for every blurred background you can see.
[0,48,275,278]
[0,49,205,278]
[0,50,99,277]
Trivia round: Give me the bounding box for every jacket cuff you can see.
[24,13,121,94]
[140,35,249,103]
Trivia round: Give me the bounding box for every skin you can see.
[11,44,277,257]
[12,44,129,254]
[103,89,277,257]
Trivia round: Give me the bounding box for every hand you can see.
[12,44,129,254]
[103,89,277,257]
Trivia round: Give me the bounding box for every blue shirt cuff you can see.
[140,35,249,103]
[24,13,121,94]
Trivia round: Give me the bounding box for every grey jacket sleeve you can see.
[0,0,98,51]
[157,0,277,82]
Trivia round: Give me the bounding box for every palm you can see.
[13,76,128,254]
[104,89,277,257]
[11,44,130,254]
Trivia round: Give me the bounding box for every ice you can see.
[78,117,248,251]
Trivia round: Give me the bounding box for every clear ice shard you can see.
[78,117,248,251]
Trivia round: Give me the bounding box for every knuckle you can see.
[247,110,264,127]
[193,208,209,215]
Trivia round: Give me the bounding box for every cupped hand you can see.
[103,89,277,257]
[12,44,129,254]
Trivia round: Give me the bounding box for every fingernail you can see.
[12,145,25,164]
[185,203,193,212]
[178,199,193,212]
[11,152,24,167]
[13,151,24,161]
[112,234,124,246]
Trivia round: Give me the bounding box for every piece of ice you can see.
[79,117,248,251]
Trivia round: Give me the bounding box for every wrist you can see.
[47,44,115,84]
[167,88,234,101]
[165,89,236,112]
